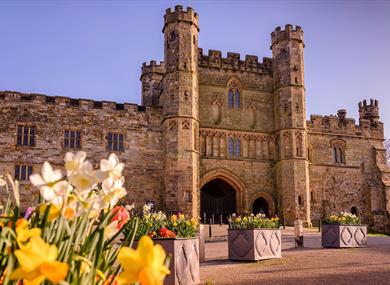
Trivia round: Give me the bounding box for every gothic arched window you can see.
[228,90,234,108]
[331,139,346,164]
[228,137,241,157]
[234,90,240,108]
[227,78,241,108]
[333,147,338,163]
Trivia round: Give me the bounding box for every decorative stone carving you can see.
[211,97,222,124]
[248,105,257,129]
[182,120,190,129]
[321,224,367,248]
[228,229,282,261]
[136,238,200,285]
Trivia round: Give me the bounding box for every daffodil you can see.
[10,236,68,285]
[29,162,66,203]
[117,236,170,285]
[39,203,61,221]
[100,153,124,180]
[101,177,127,209]
[64,151,87,175]
[68,161,98,196]
[0,176,6,187]
[15,219,41,248]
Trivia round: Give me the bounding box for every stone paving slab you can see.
[200,227,390,285]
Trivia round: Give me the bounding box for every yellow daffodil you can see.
[117,236,170,285]
[171,214,177,223]
[15,219,41,248]
[39,203,61,222]
[10,236,68,285]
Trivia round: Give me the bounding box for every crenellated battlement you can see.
[359,99,379,121]
[141,61,165,78]
[163,5,199,32]
[307,107,383,139]
[197,48,273,74]
[271,24,304,47]
[0,90,160,113]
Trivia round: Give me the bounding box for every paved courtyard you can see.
[200,227,390,285]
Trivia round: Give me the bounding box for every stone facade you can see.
[0,5,389,232]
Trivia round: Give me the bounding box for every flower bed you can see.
[228,214,281,261]
[322,212,367,248]
[0,152,171,285]
[126,208,200,285]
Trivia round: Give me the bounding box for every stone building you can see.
[0,5,389,231]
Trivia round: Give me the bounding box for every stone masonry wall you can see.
[0,91,164,210]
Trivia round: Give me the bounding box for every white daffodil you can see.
[68,161,98,196]
[0,176,6,187]
[143,203,152,215]
[30,162,63,202]
[64,151,87,175]
[99,153,124,180]
[79,192,102,219]
[101,177,127,209]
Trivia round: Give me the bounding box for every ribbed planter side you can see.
[228,229,282,261]
[153,238,200,285]
[321,224,367,248]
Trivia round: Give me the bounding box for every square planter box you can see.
[228,229,282,261]
[135,238,200,285]
[321,224,367,248]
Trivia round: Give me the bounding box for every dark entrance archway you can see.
[201,178,236,223]
[253,197,269,217]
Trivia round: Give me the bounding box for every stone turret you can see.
[359,99,379,122]
[271,24,310,225]
[161,5,200,217]
[140,61,164,106]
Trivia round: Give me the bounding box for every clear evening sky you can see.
[1,0,389,136]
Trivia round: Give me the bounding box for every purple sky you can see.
[1,1,389,135]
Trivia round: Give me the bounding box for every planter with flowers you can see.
[322,212,367,248]
[228,214,281,261]
[0,151,171,285]
[126,207,200,285]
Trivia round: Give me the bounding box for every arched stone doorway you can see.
[251,192,275,217]
[253,197,269,216]
[200,169,246,223]
[201,179,236,223]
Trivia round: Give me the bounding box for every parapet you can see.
[307,105,383,138]
[163,5,199,32]
[271,24,304,47]
[0,90,161,114]
[358,99,379,121]
[198,48,273,75]
[141,61,165,79]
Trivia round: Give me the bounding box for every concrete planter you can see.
[321,224,367,248]
[228,229,282,261]
[150,238,200,285]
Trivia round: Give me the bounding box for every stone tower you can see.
[271,25,311,225]
[161,5,200,217]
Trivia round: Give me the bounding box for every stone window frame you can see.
[227,77,241,109]
[330,139,347,165]
[16,124,36,147]
[14,164,33,181]
[63,129,82,149]
[105,131,125,152]
[228,136,241,158]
